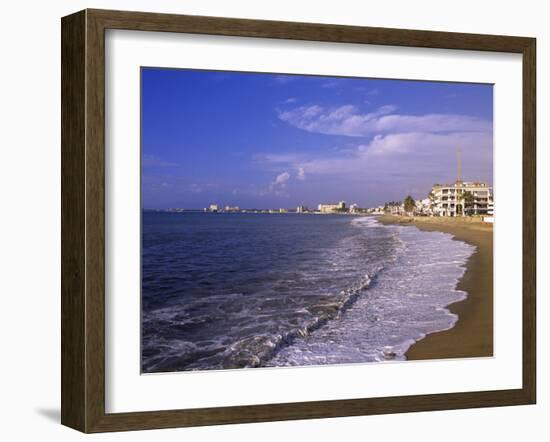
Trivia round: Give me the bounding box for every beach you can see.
[377,215,494,360]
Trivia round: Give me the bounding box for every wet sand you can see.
[377,215,493,360]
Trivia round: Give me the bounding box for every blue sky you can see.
[142,68,493,209]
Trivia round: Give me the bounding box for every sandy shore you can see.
[377,215,493,360]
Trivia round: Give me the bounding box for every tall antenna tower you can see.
[457,147,462,184]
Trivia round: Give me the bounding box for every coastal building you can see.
[431,181,493,217]
[390,204,404,215]
[224,205,240,212]
[317,201,346,213]
[349,203,359,213]
[415,198,432,216]
[369,206,385,215]
[296,205,308,213]
[208,203,219,212]
[488,200,494,216]
[383,201,404,215]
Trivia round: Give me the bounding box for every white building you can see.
[296,205,307,213]
[317,201,346,213]
[431,181,493,217]
[390,204,404,215]
[415,198,432,215]
[208,203,219,212]
[224,205,240,212]
[370,206,385,215]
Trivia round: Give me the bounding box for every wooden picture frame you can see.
[61,8,536,433]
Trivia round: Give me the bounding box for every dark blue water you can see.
[141,212,474,373]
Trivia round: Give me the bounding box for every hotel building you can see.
[431,181,493,217]
[317,201,346,213]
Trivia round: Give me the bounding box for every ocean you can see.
[141,212,475,373]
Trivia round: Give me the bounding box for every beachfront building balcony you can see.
[431,181,493,217]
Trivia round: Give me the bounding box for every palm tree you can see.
[461,191,475,216]
[403,195,415,214]
[428,191,436,214]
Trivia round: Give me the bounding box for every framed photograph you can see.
[61,9,536,433]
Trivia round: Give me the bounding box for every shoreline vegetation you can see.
[377,214,494,360]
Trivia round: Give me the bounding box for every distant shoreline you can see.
[377,215,494,360]
[143,209,369,216]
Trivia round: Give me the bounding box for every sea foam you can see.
[265,218,476,366]
[141,213,475,372]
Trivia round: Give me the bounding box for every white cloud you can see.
[258,102,492,201]
[295,131,492,179]
[278,104,491,137]
[270,171,290,191]
[285,97,297,103]
[273,172,290,185]
[142,154,179,167]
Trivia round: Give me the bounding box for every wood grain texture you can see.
[522,38,536,403]
[61,9,537,433]
[89,8,532,53]
[61,10,86,432]
[84,9,107,432]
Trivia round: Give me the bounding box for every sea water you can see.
[141,213,475,372]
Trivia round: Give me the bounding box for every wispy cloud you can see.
[297,131,492,177]
[269,171,290,192]
[142,175,208,194]
[278,104,491,137]
[142,154,179,168]
[285,97,297,104]
[256,155,308,182]
[355,86,379,96]
[254,153,305,165]
[254,130,492,198]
